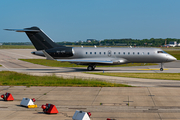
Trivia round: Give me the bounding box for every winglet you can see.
[42,50,55,60]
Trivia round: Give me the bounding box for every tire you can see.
[160,68,163,71]
[87,66,94,71]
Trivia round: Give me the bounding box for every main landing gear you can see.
[87,65,96,71]
[160,63,164,71]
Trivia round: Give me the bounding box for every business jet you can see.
[5,27,177,71]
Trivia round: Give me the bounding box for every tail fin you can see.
[4,26,64,50]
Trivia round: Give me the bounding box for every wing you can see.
[57,59,113,64]
[42,50,128,64]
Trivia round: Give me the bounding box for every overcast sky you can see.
[1,0,180,42]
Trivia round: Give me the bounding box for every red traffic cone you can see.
[1,93,14,101]
[6,93,14,101]
[41,104,58,114]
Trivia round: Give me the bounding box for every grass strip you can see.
[0,71,131,87]
[19,59,84,67]
[87,72,180,80]
[19,59,157,67]
[0,45,35,49]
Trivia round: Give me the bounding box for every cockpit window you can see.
[157,51,166,53]
[157,51,163,53]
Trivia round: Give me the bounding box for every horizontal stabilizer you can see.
[4,29,40,32]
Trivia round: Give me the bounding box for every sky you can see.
[1,0,180,42]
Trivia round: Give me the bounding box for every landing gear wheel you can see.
[87,66,94,71]
[160,63,164,71]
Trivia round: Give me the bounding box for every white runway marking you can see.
[0,62,9,70]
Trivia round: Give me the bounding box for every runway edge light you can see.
[41,103,58,114]
[1,93,14,101]
[72,110,91,120]
[20,98,37,108]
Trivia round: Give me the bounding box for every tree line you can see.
[57,38,180,47]
[2,38,180,47]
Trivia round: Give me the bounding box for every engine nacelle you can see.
[46,47,74,58]
[31,51,45,57]
[31,47,74,58]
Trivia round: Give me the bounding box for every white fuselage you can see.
[71,47,176,63]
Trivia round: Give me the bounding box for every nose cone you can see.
[167,55,177,62]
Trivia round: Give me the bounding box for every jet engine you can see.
[32,47,74,58]
[46,47,74,58]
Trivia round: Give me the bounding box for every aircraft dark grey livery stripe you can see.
[5,26,177,71]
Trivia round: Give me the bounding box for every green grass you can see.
[19,59,157,67]
[0,45,35,49]
[87,72,180,80]
[0,71,131,87]
[19,59,85,67]
[162,47,180,50]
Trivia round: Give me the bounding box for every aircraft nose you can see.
[167,55,177,62]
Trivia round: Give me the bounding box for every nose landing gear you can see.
[160,63,164,71]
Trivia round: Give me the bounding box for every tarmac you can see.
[0,49,180,119]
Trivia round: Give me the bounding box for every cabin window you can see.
[128,52,130,55]
[104,52,106,54]
[94,52,96,54]
[133,52,135,55]
[123,52,125,55]
[118,52,120,54]
[90,52,92,54]
[114,52,116,54]
[86,52,88,54]
[99,52,101,54]
[137,52,139,55]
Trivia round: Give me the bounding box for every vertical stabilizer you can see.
[5,26,64,50]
